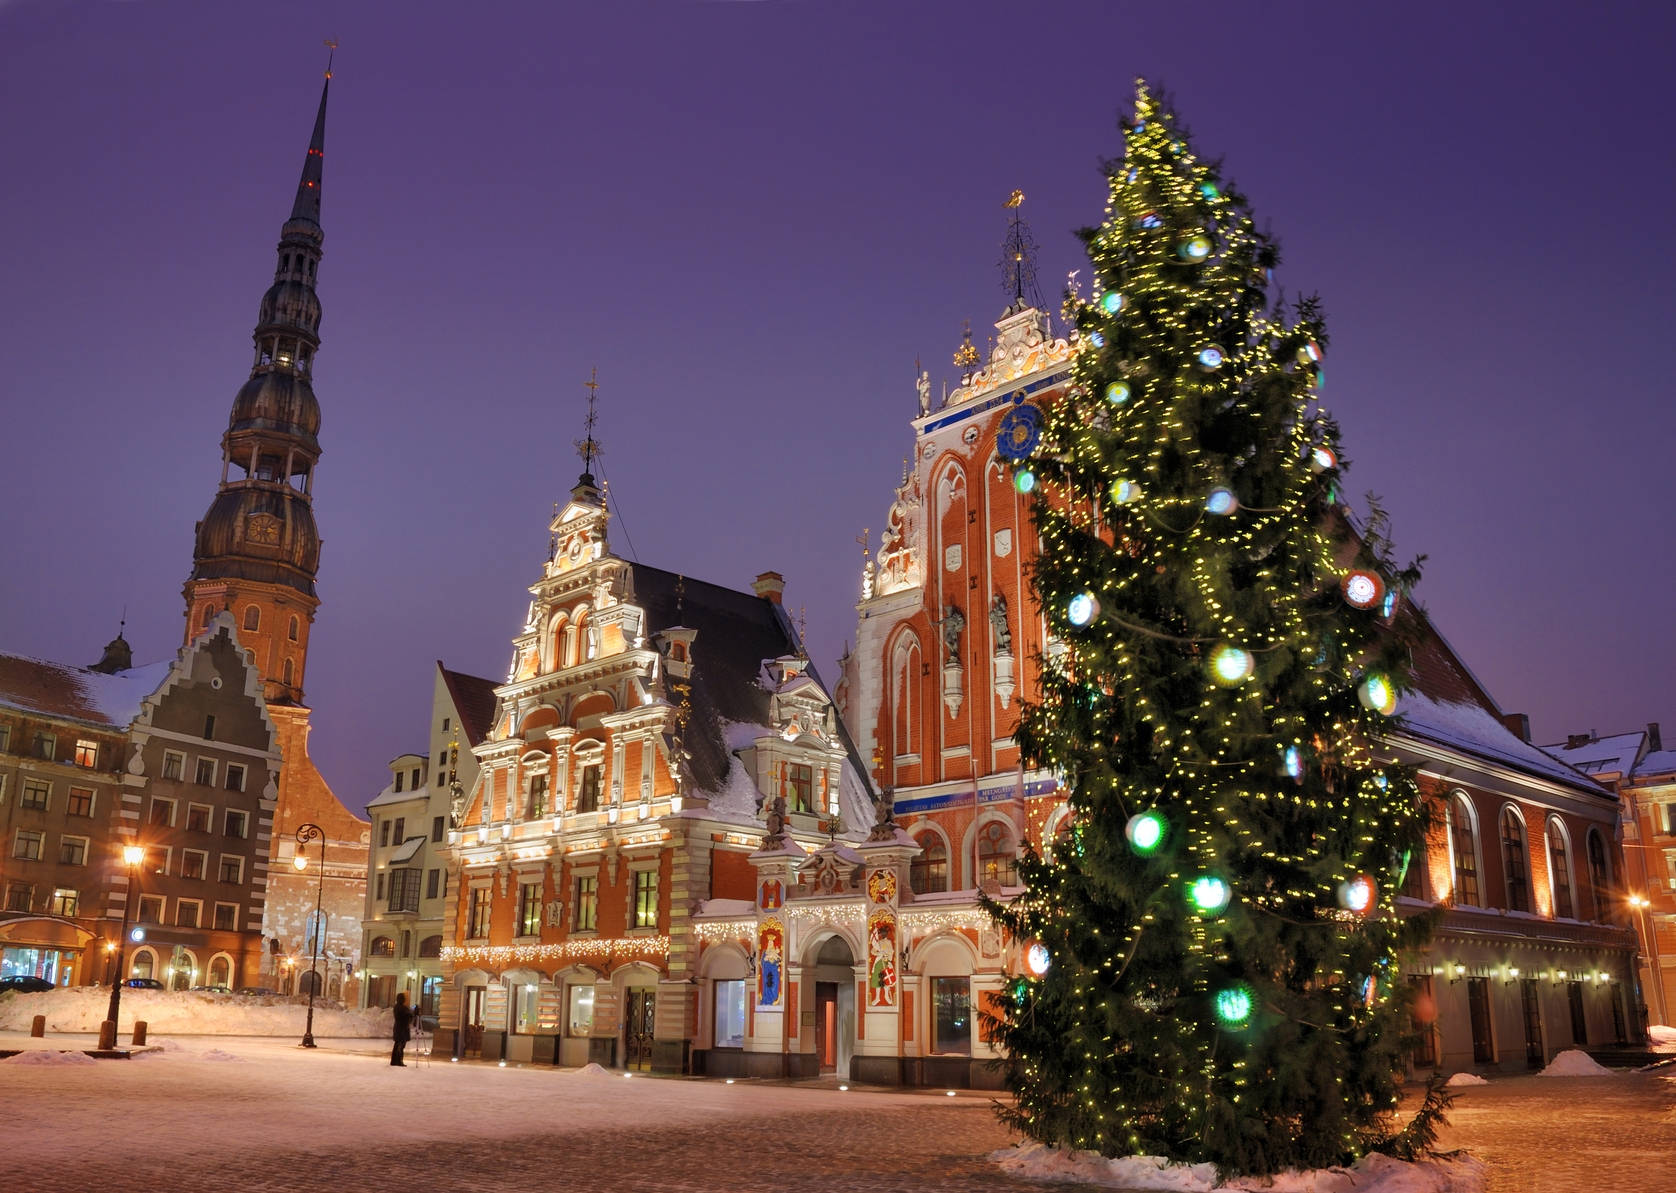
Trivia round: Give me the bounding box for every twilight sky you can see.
[3,1,1673,811]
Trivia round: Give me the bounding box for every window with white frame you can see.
[194,758,217,787]
[148,797,175,827]
[73,739,98,768]
[713,978,745,1047]
[187,804,213,833]
[50,888,78,916]
[224,810,248,838]
[567,985,595,1036]
[175,899,202,929]
[213,903,239,931]
[12,830,43,860]
[21,780,49,811]
[66,787,94,817]
[224,763,246,792]
[181,850,208,881]
[58,836,88,866]
[219,855,244,884]
[162,750,185,781]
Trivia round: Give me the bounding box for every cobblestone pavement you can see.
[3,1039,1672,1192]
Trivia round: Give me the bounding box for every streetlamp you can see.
[293,822,327,1048]
[1627,893,1667,1028]
[104,843,146,1046]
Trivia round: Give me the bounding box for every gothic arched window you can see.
[977,821,1018,888]
[1547,817,1574,919]
[1499,806,1529,913]
[910,833,948,895]
[1450,793,1480,907]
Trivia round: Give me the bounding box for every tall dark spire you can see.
[183,66,337,705]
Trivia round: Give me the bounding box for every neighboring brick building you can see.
[1545,725,1676,1028]
[0,615,280,990]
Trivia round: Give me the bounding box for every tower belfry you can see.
[182,66,332,706]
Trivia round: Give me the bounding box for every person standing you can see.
[391,992,413,1066]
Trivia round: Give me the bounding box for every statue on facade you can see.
[763,794,789,842]
[448,779,466,830]
[868,787,899,842]
[931,604,965,665]
[916,369,932,416]
[989,592,1011,653]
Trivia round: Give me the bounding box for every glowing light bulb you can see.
[1125,811,1164,854]
[1210,645,1254,684]
[1188,875,1231,915]
[1066,592,1100,628]
[1341,569,1384,610]
[1178,235,1212,261]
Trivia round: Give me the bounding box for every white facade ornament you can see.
[943,544,962,573]
[993,529,1012,558]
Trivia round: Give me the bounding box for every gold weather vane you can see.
[324,38,337,79]
[1005,189,1025,208]
[1000,188,1041,307]
[575,367,604,474]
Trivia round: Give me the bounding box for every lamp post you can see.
[294,822,327,1048]
[1627,893,1667,1028]
[104,844,146,1042]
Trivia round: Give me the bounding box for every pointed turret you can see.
[183,69,335,705]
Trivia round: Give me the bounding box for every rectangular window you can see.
[442,717,451,732]
[1661,804,1676,836]
[219,855,244,884]
[388,868,422,914]
[431,816,444,842]
[518,881,542,936]
[175,900,201,929]
[633,869,658,929]
[932,976,972,1055]
[149,797,175,827]
[224,810,248,838]
[137,895,164,923]
[1408,975,1438,1066]
[74,739,99,768]
[393,772,405,793]
[50,888,78,916]
[573,875,598,932]
[194,758,217,787]
[435,765,445,787]
[0,725,9,752]
[411,767,421,791]
[426,868,440,900]
[393,816,406,841]
[514,983,541,1034]
[527,774,548,819]
[713,979,745,1048]
[567,985,595,1036]
[576,764,602,813]
[21,780,49,810]
[162,750,185,781]
[5,882,31,912]
[145,846,170,876]
[67,787,94,817]
[33,731,56,761]
[13,830,43,860]
[375,873,386,899]
[58,836,88,866]
[788,763,813,813]
[379,819,391,848]
[202,715,215,741]
[213,903,239,931]
[224,763,246,792]
[187,804,212,833]
[467,887,491,938]
[181,850,208,881]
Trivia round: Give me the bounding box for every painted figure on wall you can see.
[758,916,784,1007]
[867,908,897,1008]
[759,878,783,911]
[866,868,898,906]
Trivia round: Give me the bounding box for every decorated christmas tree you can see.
[986,82,1432,1176]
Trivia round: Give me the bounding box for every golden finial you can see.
[1005,189,1025,209]
[323,38,337,79]
[953,319,980,372]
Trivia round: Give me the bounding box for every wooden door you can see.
[816,983,838,1072]
[625,989,656,1070]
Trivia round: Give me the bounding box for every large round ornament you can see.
[1013,468,1036,494]
[1105,380,1132,405]
[1177,235,1213,262]
[1133,211,1163,230]
[1188,875,1231,915]
[1215,984,1253,1025]
[1205,487,1237,515]
[1125,811,1165,854]
[1341,569,1386,610]
[1066,591,1100,628]
[1210,644,1254,684]
[1338,874,1376,916]
[1358,672,1398,715]
[1024,940,1052,977]
[1111,479,1143,505]
[1100,290,1125,315]
[1310,445,1338,473]
[1196,344,1226,371]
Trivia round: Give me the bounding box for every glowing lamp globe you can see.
[1196,345,1226,371]
[1014,468,1036,494]
[1358,673,1398,715]
[1338,874,1376,916]
[1310,445,1338,473]
[1105,380,1131,405]
[1066,591,1100,629]
[1100,290,1125,315]
[129,927,146,943]
[1341,569,1385,610]
[1024,941,1052,977]
[1210,644,1254,685]
[1178,235,1212,262]
[1188,875,1231,915]
[1205,487,1237,515]
[1112,479,1143,505]
[293,854,309,872]
[1215,985,1253,1025]
[1125,811,1165,854]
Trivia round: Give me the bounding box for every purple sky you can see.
[4,1,1673,811]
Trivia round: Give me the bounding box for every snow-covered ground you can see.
[992,1145,1485,1192]
[0,985,388,1037]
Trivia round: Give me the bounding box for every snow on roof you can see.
[1540,730,1645,779]
[1634,749,1676,779]
[1396,689,1603,793]
[0,651,174,729]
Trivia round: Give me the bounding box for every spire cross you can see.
[575,367,604,474]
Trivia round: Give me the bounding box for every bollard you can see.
[132,1020,148,1046]
[98,1020,117,1050]
[30,1014,46,1038]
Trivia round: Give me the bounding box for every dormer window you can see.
[787,764,814,813]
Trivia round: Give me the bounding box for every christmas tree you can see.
[986,82,1431,1177]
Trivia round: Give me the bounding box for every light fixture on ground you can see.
[293,822,327,1048]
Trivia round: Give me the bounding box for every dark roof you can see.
[0,651,172,731]
[438,664,499,747]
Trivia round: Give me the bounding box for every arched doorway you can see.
[807,934,856,1078]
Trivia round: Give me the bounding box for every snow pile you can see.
[199,1048,243,1062]
[1444,1072,1489,1087]
[2,1049,98,1067]
[574,1062,612,1077]
[992,1145,1486,1192]
[1647,1024,1676,1049]
[0,986,390,1037]
[1536,1049,1617,1077]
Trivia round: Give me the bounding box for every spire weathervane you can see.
[324,38,337,78]
[1000,188,1042,309]
[575,367,604,478]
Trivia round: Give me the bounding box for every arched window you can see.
[131,949,155,980]
[1586,828,1611,920]
[418,935,443,958]
[1499,806,1530,912]
[889,634,922,768]
[370,935,395,957]
[208,955,232,988]
[1547,817,1574,919]
[910,833,948,894]
[977,821,1018,888]
[243,606,260,632]
[283,658,294,686]
[288,616,299,642]
[1450,793,1480,907]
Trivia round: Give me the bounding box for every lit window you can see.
[74,739,99,768]
[467,889,491,938]
[573,876,598,932]
[1451,794,1480,907]
[787,764,813,813]
[633,869,659,929]
[713,979,745,1048]
[371,936,395,957]
[50,888,79,917]
[567,986,595,1036]
[978,822,1018,887]
[518,881,542,936]
[911,834,949,894]
[932,976,972,1055]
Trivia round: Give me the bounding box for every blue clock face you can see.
[997,403,1042,462]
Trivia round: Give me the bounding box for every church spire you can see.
[182,66,336,705]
